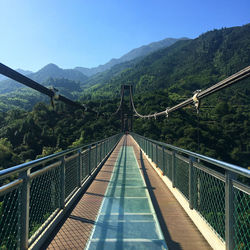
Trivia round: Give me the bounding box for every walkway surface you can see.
[46,135,211,250]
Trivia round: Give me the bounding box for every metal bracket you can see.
[165,107,170,118]
[192,90,201,113]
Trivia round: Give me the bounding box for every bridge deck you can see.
[45,135,211,250]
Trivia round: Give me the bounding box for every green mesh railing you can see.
[0,133,122,249]
[232,187,250,250]
[0,188,19,249]
[131,132,250,250]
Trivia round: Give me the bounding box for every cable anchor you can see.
[165,107,170,118]
[192,90,201,114]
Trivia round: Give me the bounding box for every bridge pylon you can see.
[120,84,133,132]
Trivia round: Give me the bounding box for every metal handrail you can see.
[131,132,249,250]
[0,133,121,180]
[0,133,122,250]
[131,133,250,178]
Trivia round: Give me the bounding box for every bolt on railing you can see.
[131,133,250,250]
[0,133,122,250]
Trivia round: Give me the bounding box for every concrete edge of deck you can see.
[131,137,226,250]
[29,139,120,250]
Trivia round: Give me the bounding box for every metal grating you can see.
[165,150,172,179]
[81,150,89,180]
[29,166,61,238]
[131,133,250,249]
[193,166,225,239]
[232,187,250,249]
[65,155,78,199]
[157,146,163,172]
[175,156,189,199]
[0,188,19,249]
[0,134,122,248]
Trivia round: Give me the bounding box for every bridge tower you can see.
[120,84,133,132]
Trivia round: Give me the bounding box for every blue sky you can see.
[0,0,249,72]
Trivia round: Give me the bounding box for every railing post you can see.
[189,157,194,209]
[88,146,91,175]
[172,151,176,188]
[19,169,30,250]
[60,156,65,209]
[225,171,235,250]
[78,149,82,186]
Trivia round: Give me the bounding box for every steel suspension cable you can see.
[130,66,250,118]
[113,86,125,115]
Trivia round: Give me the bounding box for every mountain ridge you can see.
[0,37,185,94]
[74,37,188,76]
[0,63,88,94]
[81,23,250,99]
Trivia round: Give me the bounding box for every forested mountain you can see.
[31,63,88,83]
[75,38,185,77]
[0,78,83,112]
[16,68,33,76]
[0,64,88,95]
[0,24,249,171]
[0,37,183,95]
[82,24,250,99]
[0,37,183,108]
[0,64,88,111]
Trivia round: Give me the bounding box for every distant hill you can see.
[16,68,33,76]
[0,64,88,94]
[0,77,83,112]
[75,38,187,76]
[82,24,250,99]
[0,37,185,96]
[31,63,88,83]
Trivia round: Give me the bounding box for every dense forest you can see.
[0,24,250,171]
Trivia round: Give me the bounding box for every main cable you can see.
[130,66,250,118]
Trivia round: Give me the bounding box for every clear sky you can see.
[0,0,249,72]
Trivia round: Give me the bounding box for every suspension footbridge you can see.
[0,64,249,250]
